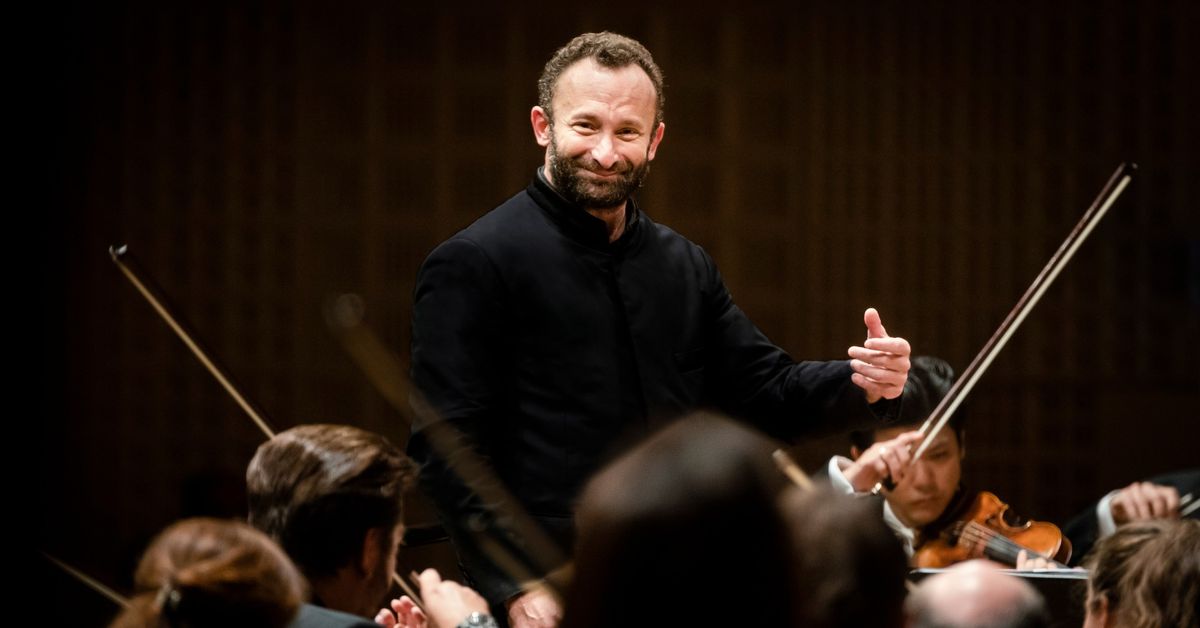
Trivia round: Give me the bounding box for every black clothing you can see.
[408,171,895,603]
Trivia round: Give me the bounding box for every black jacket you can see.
[408,171,893,603]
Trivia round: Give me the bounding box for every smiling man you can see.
[532,52,663,242]
[407,32,911,628]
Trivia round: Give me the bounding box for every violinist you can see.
[1062,468,1199,565]
[247,425,418,621]
[827,356,1066,568]
[247,424,495,627]
[826,356,964,558]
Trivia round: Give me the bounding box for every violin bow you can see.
[1179,492,1198,518]
[42,552,131,609]
[109,245,277,439]
[772,449,815,491]
[109,247,426,609]
[873,162,1137,495]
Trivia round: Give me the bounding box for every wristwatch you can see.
[457,612,498,628]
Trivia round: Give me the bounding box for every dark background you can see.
[42,1,1198,623]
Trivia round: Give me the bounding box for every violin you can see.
[912,490,1071,568]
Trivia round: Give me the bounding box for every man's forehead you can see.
[552,58,657,112]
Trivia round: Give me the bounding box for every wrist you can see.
[458,611,498,628]
[843,463,868,492]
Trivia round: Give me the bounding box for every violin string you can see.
[959,524,1019,561]
[957,522,1030,564]
[946,523,988,556]
[960,521,1069,568]
[961,522,1026,557]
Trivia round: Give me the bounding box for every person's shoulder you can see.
[287,603,378,628]
[635,215,717,273]
[441,187,550,250]
[636,212,707,252]
[417,187,542,265]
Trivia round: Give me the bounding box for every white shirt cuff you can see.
[1096,489,1119,538]
[827,455,862,495]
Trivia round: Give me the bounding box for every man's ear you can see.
[359,527,384,576]
[1089,592,1112,627]
[531,106,552,147]
[850,446,863,461]
[646,121,665,161]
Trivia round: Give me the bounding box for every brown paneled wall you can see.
[45,1,1198,621]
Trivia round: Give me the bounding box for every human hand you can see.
[844,430,925,493]
[1016,549,1060,570]
[400,569,489,628]
[376,595,428,628]
[848,308,911,403]
[1111,482,1180,525]
[506,586,562,628]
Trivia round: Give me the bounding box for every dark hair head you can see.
[849,355,963,451]
[783,487,908,628]
[1083,518,1200,628]
[110,517,305,628]
[538,32,665,128]
[245,424,414,579]
[563,412,798,628]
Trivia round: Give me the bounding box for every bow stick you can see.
[109,246,424,609]
[873,162,1137,495]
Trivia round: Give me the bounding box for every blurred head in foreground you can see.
[1082,518,1199,628]
[110,517,305,628]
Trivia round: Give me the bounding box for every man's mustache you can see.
[571,157,632,175]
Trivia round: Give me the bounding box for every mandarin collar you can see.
[528,168,642,252]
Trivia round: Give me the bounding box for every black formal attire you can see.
[408,170,896,605]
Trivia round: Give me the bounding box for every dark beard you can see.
[548,134,650,208]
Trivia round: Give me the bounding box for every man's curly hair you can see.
[538,31,665,128]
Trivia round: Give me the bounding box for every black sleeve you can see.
[407,237,527,605]
[699,253,897,440]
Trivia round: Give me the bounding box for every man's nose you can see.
[590,134,619,170]
[907,460,934,488]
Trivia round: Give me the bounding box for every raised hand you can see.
[848,308,911,403]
